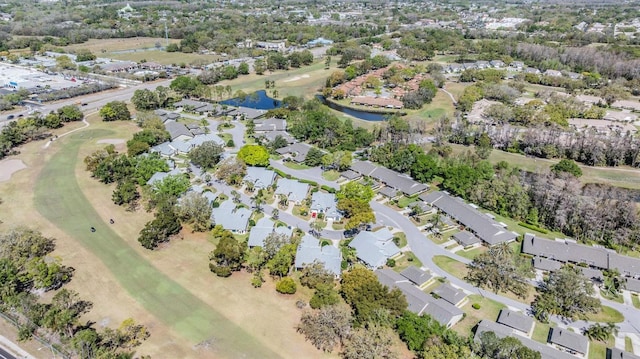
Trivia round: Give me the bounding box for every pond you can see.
[316,95,397,122]
[220,90,282,110]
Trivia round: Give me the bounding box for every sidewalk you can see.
[0,335,36,359]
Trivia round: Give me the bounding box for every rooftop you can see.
[349,229,400,268]
[496,309,534,335]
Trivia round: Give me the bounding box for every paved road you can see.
[269,159,640,334]
[0,346,16,359]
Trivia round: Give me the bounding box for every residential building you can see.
[349,229,401,268]
[210,201,252,234]
[254,117,287,132]
[244,167,276,190]
[350,161,428,197]
[294,234,342,277]
[146,168,183,186]
[310,192,341,221]
[375,269,463,328]
[399,266,434,290]
[549,328,589,357]
[275,178,309,205]
[432,283,467,307]
[453,230,481,248]
[164,121,193,141]
[247,217,292,248]
[276,143,314,163]
[422,191,517,246]
[474,320,577,359]
[496,309,534,337]
[608,348,640,359]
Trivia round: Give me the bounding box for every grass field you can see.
[531,322,553,343]
[63,37,180,54]
[109,50,222,66]
[633,294,640,309]
[453,294,506,336]
[586,305,624,323]
[33,128,280,359]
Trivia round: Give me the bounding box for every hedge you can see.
[321,185,336,193]
[518,222,548,234]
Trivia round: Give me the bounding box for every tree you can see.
[237,145,270,166]
[340,267,407,323]
[310,284,341,309]
[475,331,541,359]
[216,157,247,185]
[176,192,212,232]
[342,325,397,359]
[55,55,76,70]
[75,49,96,62]
[267,243,296,277]
[475,132,493,159]
[583,323,618,342]
[170,76,203,98]
[99,101,131,122]
[395,311,447,352]
[238,62,249,75]
[188,141,224,169]
[551,159,582,177]
[138,202,182,249]
[337,182,375,204]
[304,147,325,167]
[209,229,246,276]
[57,105,83,122]
[254,59,266,75]
[151,174,190,199]
[297,305,352,352]
[465,243,532,298]
[131,89,159,111]
[276,277,297,294]
[300,261,335,289]
[532,265,600,322]
[602,269,625,297]
[263,232,292,259]
[112,179,140,210]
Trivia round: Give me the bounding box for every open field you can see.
[586,305,624,323]
[109,50,222,66]
[0,116,329,358]
[63,37,180,54]
[453,294,506,336]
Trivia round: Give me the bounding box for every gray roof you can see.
[232,106,267,119]
[210,200,252,232]
[151,142,176,157]
[351,161,428,196]
[523,234,637,275]
[146,168,183,186]
[414,201,433,213]
[244,167,276,189]
[340,170,361,180]
[187,133,225,147]
[580,267,604,282]
[422,191,517,245]
[202,191,218,204]
[375,269,463,327]
[164,120,193,141]
[474,320,577,359]
[549,328,589,355]
[400,266,433,287]
[378,186,400,198]
[168,139,193,154]
[254,117,287,132]
[294,234,342,276]
[276,143,314,163]
[349,229,400,268]
[453,231,481,247]
[626,277,640,293]
[247,217,292,248]
[432,282,466,306]
[496,309,534,334]
[533,257,564,272]
[258,131,295,144]
[608,348,640,359]
[310,192,340,219]
[174,99,216,112]
[275,178,309,203]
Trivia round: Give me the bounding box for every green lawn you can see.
[393,232,407,248]
[432,255,469,280]
[397,195,420,208]
[453,294,506,336]
[322,170,340,181]
[626,336,635,353]
[600,290,624,303]
[456,246,488,261]
[632,294,640,309]
[586,305,625,323]
[392,252,423,272]
[34,129,278,359]
[284,162,311,170]
[531,322,552,343]
[589,339,613,359]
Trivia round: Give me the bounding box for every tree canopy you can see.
[237,145,270,167]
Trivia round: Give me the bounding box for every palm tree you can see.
[244,180,255,193]
[311,220,324,238]
[603,269,625,297]
[278,194,289,208]
[272,208,279,220]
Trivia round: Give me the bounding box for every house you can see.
[625,278,640,293]
[154,110,180,123]
[202,191,218,205]
[310,192,340,221]
[339,170,361,181]
[612,100,640,112]
[446,64,463,73]
[247,217,292,248]
[474,320,577,359]
[532,256,563,272]
[210,201,252,234]
[275,178,309,205]
[544,69,563,77]
[349,229,401,268]
[229,107,267,120]
[453,231,481,248]
[610,252,640,278]
[608,348,640,359]
[476,61,490,69]
[490,60,505,68]
[164,121,193,141]
[168,139,192,155]
[294,234,342,277]
[276,143,314,163]
[576,94,605,105]
[603,111,638,123]
[496,309,534,337]
[421,191,517,246]
[412,202,436,216]
[432,283,467,307]
[509,61,525,71]
[350,161,428,197]
[378,186,401,200]
[150,142,176,157]
[244,167,276,190]
[375,269,463,328]
[146,168,183,186]
[254,117,287,132]
[256,131,295,145]
[307,37,334,46]
[524,67,541,75]
[187,133,225,147]
[549,328,589,357]
[400,266,434,289]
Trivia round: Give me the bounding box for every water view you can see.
[316,95,397,122]
[220,90,282,110]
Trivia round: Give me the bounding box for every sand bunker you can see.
[97,138,125,145]
[0,159,27,182]
[283,74,311,83]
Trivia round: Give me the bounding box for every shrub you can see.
[472,303,481,310]
[226,139,235,147]
[321,185,336,193]
[251,272,264,288]
[518,222,548,234]
[248,219,256,227]
[276,277,297,294]
[386,258,396,267]
[210,264,232,277]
